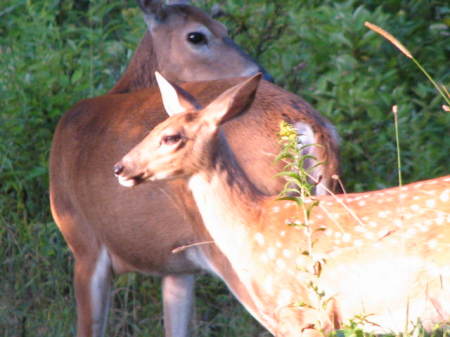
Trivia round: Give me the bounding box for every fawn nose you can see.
[113,164,124,176]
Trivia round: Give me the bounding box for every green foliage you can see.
[1,1,144,334]
[276,120,319,201]
[1,0,448,335]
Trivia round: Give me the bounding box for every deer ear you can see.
[138,0,167,30]
[202,73,262,126]
[155,72,201,116]
[137,0,163,16]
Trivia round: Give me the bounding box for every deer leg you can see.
[74,247,112,337]
[162,274,195,337]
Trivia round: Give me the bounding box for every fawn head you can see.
[114,72,262,187]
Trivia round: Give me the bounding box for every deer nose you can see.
[113,164,124,176]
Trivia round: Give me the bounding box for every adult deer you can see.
[49,1,339,336]
[115,73,450,336]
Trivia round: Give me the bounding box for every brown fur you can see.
[110,32,158,93]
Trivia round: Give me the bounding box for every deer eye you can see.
[162,134,182,145]
[187,32,207,45]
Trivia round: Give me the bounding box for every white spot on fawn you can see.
[368,221,378,228]
[254,232,265,246]
[260,253,269,263]
[418,224,429,232]
[342,233,352,242]
[364,232,375,240]
[393,219,404,228]
[405,228,417,238]
[263,276,274,294]
[354,225,366,233]
[426,199,436,208]
[428,240,438,249]
[283,249,292,258]
[267,247,276,260]
[410,204,421,212]
[354,240,363,247]
[295,256,306,267]
[276,259,286,270]
[378,210,390,218]
[277,289,293,307]
[440,189,449,202]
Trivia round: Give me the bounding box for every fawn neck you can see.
[188,131,266,261]
[186,130,334,334]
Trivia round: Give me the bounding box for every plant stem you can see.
[412,58,450,106]
[392,105,402,187]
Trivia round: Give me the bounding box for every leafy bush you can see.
[1,0,448,336]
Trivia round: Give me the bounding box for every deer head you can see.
[135,0,271,83]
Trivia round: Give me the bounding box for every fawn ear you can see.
[155,71,201,116]
[202,73,262,127]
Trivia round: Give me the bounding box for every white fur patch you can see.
[90,246,111,335]
[117,175,137,188]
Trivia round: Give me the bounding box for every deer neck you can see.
[187,132,265,267]
[109,32,158,94]
[186,133,284,330]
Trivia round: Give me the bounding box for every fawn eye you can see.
[162,134,182,145]
[187,32,207,45]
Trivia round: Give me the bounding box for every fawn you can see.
[115,73,450,336]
